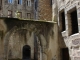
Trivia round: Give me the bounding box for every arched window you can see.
[8,0,13,3]
[22,45,31,60]
[18,0,22,5]
[27,0,31,6]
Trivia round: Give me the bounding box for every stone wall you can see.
[0,0,34,19]
[0,19,7,60]
[57,0,80,60]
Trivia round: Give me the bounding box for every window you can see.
[27,13,31,19]
[59,10,66,32]
[15,11,22,18]
[61,11,65,31]
[18,0,22,5]
[70,9,78,35]
[27,0,31,6]
[35,0,38,11]
[17,12,22,18]
[8,0,13,3]
[27,1,28,6]
[67,7,79,35]
[8,10,12,18]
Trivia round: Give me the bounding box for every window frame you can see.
[18,0,22,5]
[27,0,31,6]
[8,10,13,18]
[27,13,31,19]
[17,12,22,18]
[8,0,13,4]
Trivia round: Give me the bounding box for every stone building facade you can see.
[53,0,80,60]
[2,0,80,60]
[0,0,52,21]
[0,0,34,19]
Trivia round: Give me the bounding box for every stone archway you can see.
[4,26,29,60]
[3,20,50,60]
[4,29,48,60]
[4,26,35,60]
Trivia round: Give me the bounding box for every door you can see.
[23,45,31,60]
[62,48,69,60]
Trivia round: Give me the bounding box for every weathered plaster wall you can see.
[0,18,59,60]
[8,29,34,59]
[47,23,59,60]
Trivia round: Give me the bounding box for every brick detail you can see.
[38,0,52,21]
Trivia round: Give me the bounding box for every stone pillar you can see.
[4,27,17,60]
[40,46,42,60]
[52,0,58,22]
[4,32,10,60]
[42,46,47,60]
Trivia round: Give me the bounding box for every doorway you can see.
[22,45,31,60]
[61,48,69,60]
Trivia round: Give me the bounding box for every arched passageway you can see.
[22,45,31,60]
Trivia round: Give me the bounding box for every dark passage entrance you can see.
[23,45,31,60]
[70,9,78,35]
[61,11,65,31]
[61,48,69,60]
